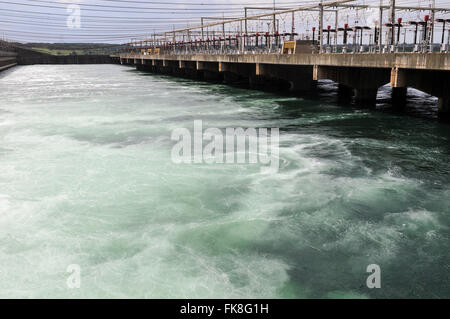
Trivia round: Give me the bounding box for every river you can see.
[0,64,448,298]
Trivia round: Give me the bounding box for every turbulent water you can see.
[0,65,449,299]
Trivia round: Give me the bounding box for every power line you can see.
[0,8,217,20]
[0,0,255,13]
[2,0,449,44]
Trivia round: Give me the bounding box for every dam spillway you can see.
[115,52,450,122]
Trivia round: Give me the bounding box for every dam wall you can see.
[117,53,450,122]
[0,50,17,57]
[17,54,113,65]
[15,47,112,65]
[1,47,112,72]
[0,51,17,73]
[4,47,112,65]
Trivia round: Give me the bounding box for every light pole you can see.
[389,0,395,48]
[272,0,276,49]
[379,0,383,52]
[319,0,324,52]
[430,0,436,52]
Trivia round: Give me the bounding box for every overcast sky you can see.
[0,0,448,43]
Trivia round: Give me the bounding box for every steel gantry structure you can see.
[115,1,450,122]
[121,0,450,56]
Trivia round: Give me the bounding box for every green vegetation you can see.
[26,43,120,56]
[32,48,85,56]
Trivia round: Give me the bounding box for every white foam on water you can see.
[0,65,448,299]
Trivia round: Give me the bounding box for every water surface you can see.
[0,65,449,298]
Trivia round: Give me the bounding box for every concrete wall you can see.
[0,56,17,73]
[391,67,450,120]
[314,65,391,105]
[11,47,112,65]
[18,54,113,65]
[0,57,16,67]
[120,52,450,71]
[0,50,17,57]
[1,47,112,74]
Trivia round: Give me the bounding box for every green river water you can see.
[0,65,448,298]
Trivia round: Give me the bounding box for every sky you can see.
[0,0,449,44]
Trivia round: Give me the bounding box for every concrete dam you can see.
[115,51,450,122]
[0,50,17,72]
[0,47,112,71]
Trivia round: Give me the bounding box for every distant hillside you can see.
[22,43,122,56]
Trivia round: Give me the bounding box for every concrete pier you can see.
[390,66,450,121]
[314,65,390,107]
[392,87,408,110]
[116,52,450,121]
[354,88,379,107]
[257,64,315,92]
[0,56,17,72]
[438,98,450,122]
[337,84,353,102]
[0,56,17,73]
